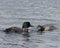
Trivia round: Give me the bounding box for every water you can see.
[0,0,60,48]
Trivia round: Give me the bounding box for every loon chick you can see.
[37,24,56,31]
[43,24,56,31]
[37,25,45,32]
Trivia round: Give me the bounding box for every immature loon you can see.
[37,24,56,31]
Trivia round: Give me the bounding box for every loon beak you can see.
[30,25,34,27]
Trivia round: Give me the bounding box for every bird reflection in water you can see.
[22,32,30,42]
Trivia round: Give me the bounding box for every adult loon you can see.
[4,22,33,33]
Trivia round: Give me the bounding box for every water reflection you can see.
[22,32,30,42]
[37,31,45,35]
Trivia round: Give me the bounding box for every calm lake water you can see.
[0,0,60,48]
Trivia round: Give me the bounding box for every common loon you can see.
[4,22,33,33]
